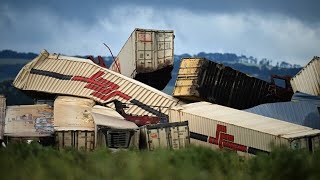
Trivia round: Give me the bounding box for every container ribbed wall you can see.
[290,56,320,96]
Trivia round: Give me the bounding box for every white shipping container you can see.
[0,95,6,139]
[4,104,54,137]
[290,56,320,96]
[13,50,182,117]
[169,102,320,155]
[54,96,95,131]
[109,28,174,77]
[141,121,190,151]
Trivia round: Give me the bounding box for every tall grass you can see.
[0,143,319,180]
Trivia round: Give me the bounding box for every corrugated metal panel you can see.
[290,56,320,96]
[56,130,94,151]
[245,101,320,129]
[110,28,174,77]
[169,102,320,154]
[4,104,54,137]
[173,58,292,110]
[13,50,182,118]
[0,95,6,139]
[54,96,95,131]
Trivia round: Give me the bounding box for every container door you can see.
[170,125,190,150]
[147,128,169,150]
[155,32,174,69]
[136,31,154,73]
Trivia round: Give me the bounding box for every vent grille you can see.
[106,130,131,148]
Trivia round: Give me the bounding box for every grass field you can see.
[0,143,319,180]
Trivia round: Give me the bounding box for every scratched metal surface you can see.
[13,50,182,117]
[169,102,320,153]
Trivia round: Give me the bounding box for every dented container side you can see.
[110,29,174,78]
[290,57,320,96]
[56,130,95,151]
[0,95,6,139]
[54,96,95,131]
[4,105,54,137]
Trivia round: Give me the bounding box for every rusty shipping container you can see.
[4,104,54,137]
[109,28,175,90]
[140,121,190,150]
[173,58,293,109]
[169,102,320,156]
[56,130,94,151]
[0,95,6,139]
[290,56,320,96]
[13,50,183,120]
[54,96,95,131]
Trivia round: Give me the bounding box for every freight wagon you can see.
[173,58,293,109]
[169,102,320,156]
[13,50,183,121]
[109,28,175,90]
[290,56,320,96]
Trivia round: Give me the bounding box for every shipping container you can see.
[55,130,94,151]
[0,95,6,139]
[173,58,293,109]
[92,105,140,149]
[140,121,190,150]
[109,28,175,90]
[54,96,95,131]
[245,101,320,129]
[13,50,182,120]
[290,56,320,96]
[169,102,320,155]
[4,104,54,137]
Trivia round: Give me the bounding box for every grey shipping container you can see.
[173,58,293,109]
[290,56,320,96]
[56,130,95,151]
[109,28,175,90]
[0,95,6,139]
[169,102,320,156]
[140,121,190,150]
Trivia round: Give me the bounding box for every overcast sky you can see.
[0,0,319,65]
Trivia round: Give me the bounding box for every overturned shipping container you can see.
[0,95,6,139]
[13,50,182,120]
[54,96,95,131]
[290,56,320,96]
[109,28,174,90]
[4,104,54,137]
[173,58,293,109]
[169,102,320,156]
[140,121,190,150]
